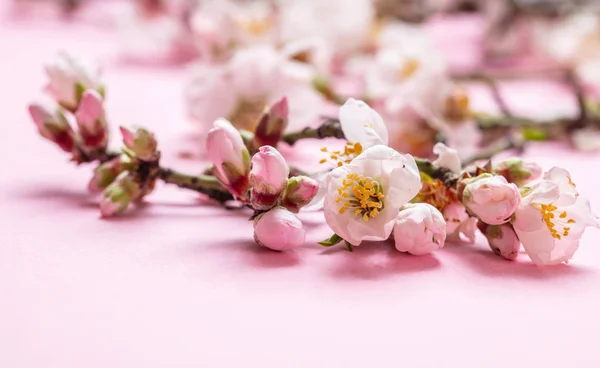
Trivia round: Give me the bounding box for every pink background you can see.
[1,4,600,367]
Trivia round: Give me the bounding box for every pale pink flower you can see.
[482,224,521,261]
[281,176,320,213]
[462,174,520,225]
[443,202,478,244]
[366,22,446,102]
[323,145,421,245]
[186,46,326,136]
[254,207,306,251]
[44,52,103,110]
[393,203,446,255]
[75,90,107,149]
[513,167,600,265]
[206,119,251,199]
[249,146,289,210]
[432,142,461,173]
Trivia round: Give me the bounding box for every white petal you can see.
[543,167,578,207]
[339,98,389,147]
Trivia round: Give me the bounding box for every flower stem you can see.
[158,168,233,203]
[282,119,345,145]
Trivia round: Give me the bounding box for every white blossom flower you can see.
[44,52,103,110]
[393,203,446,255]
[462,175,521,225]
[339,98,389,148]
[323,145,421,245]
[432,142,461,173]
[443,202,478,244]
[512,167,600,265]
[186,46,326,137]
[572,128,600,153]
[278,0,375,57]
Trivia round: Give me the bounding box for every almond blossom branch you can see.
[282,119,345,146]
[158,169,233,202]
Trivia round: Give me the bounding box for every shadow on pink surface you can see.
[443,244,596,280]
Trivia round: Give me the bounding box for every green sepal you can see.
[318,233,343,247]
[345,241,354,252]
[75,82,86,104]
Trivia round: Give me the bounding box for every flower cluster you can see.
[205,118,318,251]
[27,52,600,267]
[317,99,599,265]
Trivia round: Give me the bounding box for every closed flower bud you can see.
[120,126,159,162]
[206,118,251,199]
[393,203,446,255]
[75,90,107,149]
[28,103,75,153]
[99,172,140,218]
[253,97,289,148]
[88,156,129,193]
[281,176,319,213]
[480,223,521,261]
[253,207,306,251]
[44,52,103,111]
[493,158,542,187]
[462,174,520,225]
[249,146,289,210]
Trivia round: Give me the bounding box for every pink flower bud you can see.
[28,103,75,153]
[44,52,103,111]
[462,174,520,225]
[481,223,521,260]
[88,156,128,193]
[249,146,289,210]
[206,118,251,199]
[253,207,306,251]
[120,126,159,162]
[393,203,446,255]
[253,97,289,148]
[75,90,107,149]
[281,176,319,213]
[99,172,140,218]
[493,158,542,187]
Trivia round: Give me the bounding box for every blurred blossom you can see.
[536,10,600,88]
[186,45,326,137]
[572,128,600,153]
[278,0,375,57]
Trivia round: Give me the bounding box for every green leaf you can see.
[318,233,343,247]
[345,241,354,252]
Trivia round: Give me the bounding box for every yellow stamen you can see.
[540,204,576,240]
[319,142,363,167]
[336,173,385,222]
